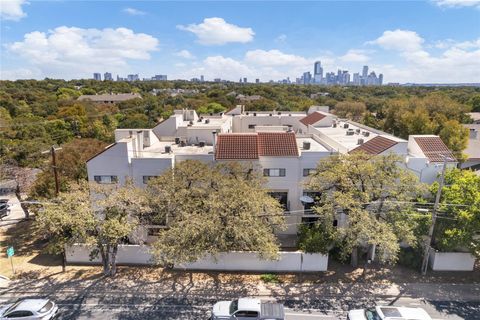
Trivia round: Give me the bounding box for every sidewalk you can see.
[2,266,479,303]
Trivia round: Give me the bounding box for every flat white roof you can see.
[316,120,404,151]
[297,137,329,152]
[137,141,213,158]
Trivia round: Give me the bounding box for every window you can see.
[234,311,259,317]
[39,301,54,313]
[143,176,158,184]
[263,168,286,177]
[93,175,118,184]
[248,124,256,129]
[303,168,316,177]
[6,311,34,318]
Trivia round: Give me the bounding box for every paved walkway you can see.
[0,193,26,229]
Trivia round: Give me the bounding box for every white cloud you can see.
[368,30,480,83]
[0,0,27,21]
[175,49,195,59]
[245,49,309,67]
[122,7,146,16]
[433,0,480,8]
[340,49,370,63]
[177,17,254,45]
[369,29,424,52]
[6,26,159,79]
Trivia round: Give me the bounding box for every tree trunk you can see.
[61,249,67,273]
[15,185,29,219]
[110,244,118,277]
[351,246,358,267]
[99,244,109,276]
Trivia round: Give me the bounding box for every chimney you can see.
[212,131,218,156]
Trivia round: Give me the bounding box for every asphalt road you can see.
[0,289,478,320]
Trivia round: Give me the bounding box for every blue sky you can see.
[1,0,479,83]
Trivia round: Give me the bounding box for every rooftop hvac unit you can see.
[278,112,281,115]
[197,117,203,122]
[357,138,364,145]
[199,141,205,147]
[246,112,249,115]
[363,131,370,137]
[269,113,273,116]
[253,112,257,116]
[344,123,349,129]
[303,141,311,150]
[175,137,181,144]
[164,145,171,153]
[205,119,210,124]
[180,140,186,147]
[356,129,361,134]
[346,130,355,136]
[333,123,337,128]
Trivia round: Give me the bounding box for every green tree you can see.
[147,161,285,266]
[333,101,367,121]
[197,102,226,115]
[430,169,480,257]
[35,181,151,276]
[438,120,469,161]
[303,153,427,266]
[29,138,108,199]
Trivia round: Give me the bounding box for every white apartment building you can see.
[86,106,457,242]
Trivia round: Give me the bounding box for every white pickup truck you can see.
[211,298,285,320]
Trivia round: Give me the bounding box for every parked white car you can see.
[347,306,432,320]
[211,298,285,320]
[0,299,59,319]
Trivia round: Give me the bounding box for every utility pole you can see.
[42,146,62,196]
[42,145,66,272]
[421,155,450,275]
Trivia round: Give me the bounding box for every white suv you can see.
[347,306,432,320]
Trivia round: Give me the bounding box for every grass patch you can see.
[260,273,280,283]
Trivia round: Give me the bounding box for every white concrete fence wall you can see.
[65,244,329,272]
[428,250,476,271]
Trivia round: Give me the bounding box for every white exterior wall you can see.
[131,158,174,186]
[380,141,408,156]
[66,245,329,271]
[152,116,182,137]
[87,142,132,185]
[429,250,476,271]
[232,115,305,133]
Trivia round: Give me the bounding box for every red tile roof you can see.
[258,132,299,157]
[414,137,456,162]
[350,136,398,155]
[215,134,259,160]
[300,112,326,126]
[215,132,299,160]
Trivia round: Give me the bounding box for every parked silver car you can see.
[0,299,59,319]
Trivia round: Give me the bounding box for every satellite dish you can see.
[299,195,314,204]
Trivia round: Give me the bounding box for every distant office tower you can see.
[378,74,383,85]
[152,75,167,81]
[362,66,368,78]
[256,78,260,83]
[93,73,101,81]
[243,77,248,83]
[353,73,360,85]
[313,61,323,84]
[127,74,139,82]
[104,72,112,81]
[303,72,312,84]
[214,78,221,82]
[200,75,204,82]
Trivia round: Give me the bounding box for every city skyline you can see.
[1,1,479,83]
